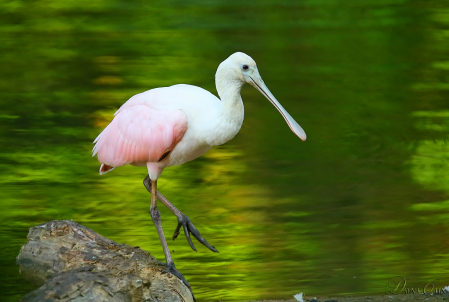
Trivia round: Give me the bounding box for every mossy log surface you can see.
[16,220,193,302]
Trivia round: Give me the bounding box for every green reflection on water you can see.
[1,0,449,301]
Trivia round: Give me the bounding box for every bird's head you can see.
[216,52,259,84]
[216,52,307,141]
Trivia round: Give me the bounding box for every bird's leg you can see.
[148,179,195,299]
[149,179,173,265]
[144,175,218,253]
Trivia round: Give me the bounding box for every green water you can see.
[1,0,449,301]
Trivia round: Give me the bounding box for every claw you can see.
[173,222,182,240]
[173,214,218,253]
[167,264,196,302]
[183,223,197,252]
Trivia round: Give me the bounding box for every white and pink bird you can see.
[92,52,306,291]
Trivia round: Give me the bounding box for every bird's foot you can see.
[166,263,196,301]
[173,213,218,253]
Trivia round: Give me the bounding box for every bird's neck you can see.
[216,77,244,119]
[209,72,245,145]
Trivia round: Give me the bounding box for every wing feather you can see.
[93,104,187,168]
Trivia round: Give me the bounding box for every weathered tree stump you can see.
[16,220,194,302]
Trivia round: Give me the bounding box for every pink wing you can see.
[93,104,188,169]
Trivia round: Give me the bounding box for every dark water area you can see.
[1,0,449,301]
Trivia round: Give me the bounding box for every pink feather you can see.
[93,104,188,169]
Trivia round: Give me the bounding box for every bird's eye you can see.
[242,64,249,70]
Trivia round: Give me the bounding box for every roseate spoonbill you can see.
[92,52,306,290]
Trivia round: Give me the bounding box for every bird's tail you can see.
[99,163,115,175]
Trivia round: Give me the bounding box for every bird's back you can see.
[117,84,222,116]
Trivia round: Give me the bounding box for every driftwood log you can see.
[16,220,194,302]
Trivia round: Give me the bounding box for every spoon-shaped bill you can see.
[249,76,307,141]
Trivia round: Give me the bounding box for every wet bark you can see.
[16,220,193,302]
